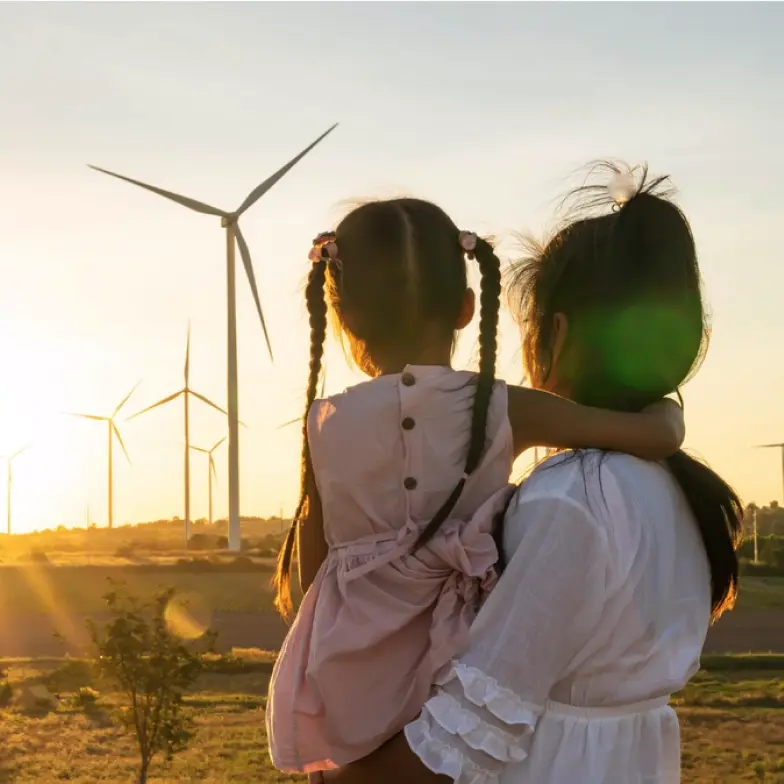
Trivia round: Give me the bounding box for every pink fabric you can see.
[266,366,514,773]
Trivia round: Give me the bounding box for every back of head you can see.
[508,162,741,620]
[273,197,503,618]
[513,164,706,412]
[328,198,469,376]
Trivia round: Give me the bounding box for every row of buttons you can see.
[402,372,417,490]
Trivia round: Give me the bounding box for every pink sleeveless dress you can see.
[266,365,514,773]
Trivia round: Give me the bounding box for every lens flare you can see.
[163,591,212,640]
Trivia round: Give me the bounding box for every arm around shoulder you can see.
[507,385,684,460]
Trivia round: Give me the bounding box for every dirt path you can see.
[0,608,781,659]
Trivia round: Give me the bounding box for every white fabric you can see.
[405,451,712,783]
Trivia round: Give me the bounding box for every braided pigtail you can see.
[415,234,502,549]
[273,242,329,619]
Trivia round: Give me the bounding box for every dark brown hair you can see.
[273,198,502,617]
[507,162,741,620]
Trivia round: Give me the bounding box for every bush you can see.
[42,658,94,693]
[89,585,216,784]
[740,560,784,578]
[759,537,784,570]
[22,549,50,564]
[72,686,100,711]
[115,542,136,559]
[187,534,234,551]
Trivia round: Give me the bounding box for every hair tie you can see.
[309,231,340,265]
[459,230,478,259]
[609,170,636,210]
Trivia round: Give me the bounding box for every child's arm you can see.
[507,385,684,460]
[297,472,328,593]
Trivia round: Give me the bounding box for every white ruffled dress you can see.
[405,451,712,783]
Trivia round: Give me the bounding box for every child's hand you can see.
[642,398,685,455]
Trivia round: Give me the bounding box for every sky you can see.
[0,2,782,533]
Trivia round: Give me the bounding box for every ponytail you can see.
[665,450,742,620]
[273,256,328,619]
[415,236,502,549]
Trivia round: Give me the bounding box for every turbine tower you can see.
[88,124,337,551]
[190,437,226,526]
[755,442,784,504]
[129,326,226,543]
[2,445,28,535]
[69,384,139,528]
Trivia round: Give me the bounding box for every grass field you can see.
[1,654,782,783]
[1,565,781,615]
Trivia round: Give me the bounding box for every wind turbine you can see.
[190,437,226,526]
[2,445,28,535]
[755,442,784,505]
[277,372,327,429]
[129,326,227,543]
[88,124,338,551]
[69,384,139,529]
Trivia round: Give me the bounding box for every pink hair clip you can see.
[309,231,339,264]
[459,231,478,259]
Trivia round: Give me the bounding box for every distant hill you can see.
[0,516,291,558]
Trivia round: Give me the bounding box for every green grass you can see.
[0,657,782,782]
[735,576,784,611]
[0,566,780,616]
[0,564,280,617]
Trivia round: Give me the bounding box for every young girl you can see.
[266,198,684,775]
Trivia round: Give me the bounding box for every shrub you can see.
[115,542,136,559]
[23,549,50,564]
[89,585,216,784]
[72,686,100,711]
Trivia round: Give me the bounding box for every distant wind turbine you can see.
[2,445,28,535]
[129,325,226,543]
[69,384,139,529]
[277,372,327,429]
[89,124,338,551]
[190,437,226,526]
[755,442,784,504]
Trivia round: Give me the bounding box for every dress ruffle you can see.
[405,661,539,783]
[436,662,543,727]
[405,716,495,784]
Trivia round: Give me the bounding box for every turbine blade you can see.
[114,381,142,417]
[113,423,131,464]
[277,416,301,430]
[87,166,225,217]
[185,322,191,385]
[67,413,107,422]
[190,390,228,416]
[235,224,273,360]
[210,456,217,480]
[235,124,338,216]
[755,443,784,448]
[210,436,227,453]
[189,445,209,454]
[127,389,184,420]
[11,444,29,460]
[320,369,326,398]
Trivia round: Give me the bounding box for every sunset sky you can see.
[0,3,782,533]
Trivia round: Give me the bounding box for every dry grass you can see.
[0,566,780,616]
[0,659,782,782]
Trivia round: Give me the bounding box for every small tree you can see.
[89,586,215,783]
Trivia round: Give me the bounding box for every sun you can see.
[0,330,104,534]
